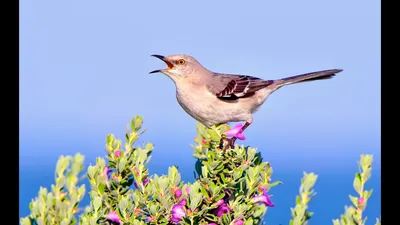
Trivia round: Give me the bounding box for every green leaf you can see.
[190,194,202,211]
[244,218,253,225]
[195,160,202,176]
[118,158,127,173]
[360,154,373,170]
[55,156,70,177]
[67,175,78,192]
[72,153,85,173]
[353,173,362,195]
[363,189,373,200]
[349,195,358,207]
[132,116,143,132]
[302,172,318,191]
[20,217,31,225]
[80,217,89,225]
[106,134,115,150]
[56,176,65,187]
[96,158,106,169]
[201,165,208,178]
[98,183,106,195]
[46,193,54,209]
[253,152,263,165]
[93,196,102,211]
[119,197,128,212]
[253,205,266,217]
[332,219,341,225]
[145,143,154,151]
[222,213,230,224]
[363,169,372,183]
[168,166,178,183]
[60,219,70,225]
[89,217,97,225]
[295,196,301,205]
[199,186,209,199]
[149,204,158,216]
[36,218,45,225]
[269,181,283,188]
[87,165,96,180]
[306,211,313,220]
[247,148,256,162]
[78,184,86,200]
[38,187,48,198]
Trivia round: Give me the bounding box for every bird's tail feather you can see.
[273,69,343,88]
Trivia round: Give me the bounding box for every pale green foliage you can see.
[71,116,279,224]
[289,172,318,225]
[190,123,281,224]
[20,154,86,225]
[332,154,376,225]
[20,116,379,225]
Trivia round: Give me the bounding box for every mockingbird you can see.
[150,54,342,148]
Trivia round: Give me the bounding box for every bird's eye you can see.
[177,59,185,65]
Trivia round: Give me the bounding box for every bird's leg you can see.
[226,137,237,148]
[222,122,251,150]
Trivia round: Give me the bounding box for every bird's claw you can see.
[227,137,237,148]
[219,137,237,151]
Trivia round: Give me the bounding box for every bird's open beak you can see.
[149,54,174,74]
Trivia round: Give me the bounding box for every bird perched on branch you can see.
[150,54,342,149]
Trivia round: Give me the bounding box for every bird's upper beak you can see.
[149,55,174,74]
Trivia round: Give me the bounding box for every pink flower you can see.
[103,166,111,184]
[133,177,149,189]
[233,220,244,225]
[207,223,218,225]
[252,187,275,207]
[114,150,121,158]
[174,189,182,199]
[171,198,187,223]
[185,186,191,194]
[147,216,156,222]
[214,199,225,206]
[358,197,365,206]
[106,211,121,224]
[214,202,232,217]
[225,123,246,140]
[213,198,232,218]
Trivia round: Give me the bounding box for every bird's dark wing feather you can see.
[207,74,274,99]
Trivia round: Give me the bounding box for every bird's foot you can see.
[227,137,237,148]
[219,137,237,151]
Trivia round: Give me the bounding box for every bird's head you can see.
[149,54,207,81]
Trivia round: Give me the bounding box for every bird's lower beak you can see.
[149,54,174,74]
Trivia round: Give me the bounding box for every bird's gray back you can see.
[205,73,237,95]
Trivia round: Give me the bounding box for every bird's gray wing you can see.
[207,73,274,100]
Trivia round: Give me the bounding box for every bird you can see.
[149,54,342,148]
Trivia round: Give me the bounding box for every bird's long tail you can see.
[273,69,343,88]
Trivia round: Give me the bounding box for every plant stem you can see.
[357,175,365,225]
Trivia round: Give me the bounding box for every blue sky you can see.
[20,0,380,223]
